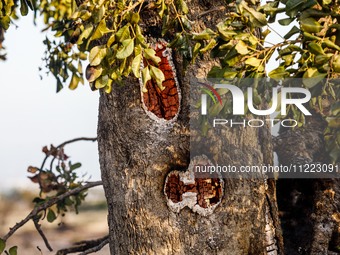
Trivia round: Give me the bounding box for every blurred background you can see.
[0,13,109,254]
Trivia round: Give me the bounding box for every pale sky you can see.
[0,13,100,192]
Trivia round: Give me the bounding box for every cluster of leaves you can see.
[0,0,191,92]
[38,0,192,93]
[28,144,87,223]
[0,239,17,255]
[0,0,15,59]
[0,0,14,30]
[189,0,340,162]
[1,0,339,161]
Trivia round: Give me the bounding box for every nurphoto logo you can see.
[199,81,312,128]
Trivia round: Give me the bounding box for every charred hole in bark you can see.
[274,111,340,254]
[164,155,224,216]
[140,40,181,122]
[277,179,314,254]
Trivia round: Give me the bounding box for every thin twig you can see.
[33,216,53,251]
[55,235,109,255]
[121,0,144,16]
[2,181,102,241]
[40,137,97,171]
[78,237,109,255]
[55,137,98,149]
[196,6,225,18]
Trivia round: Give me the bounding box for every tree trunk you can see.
[274,113,340,254]
[97,1,282,254]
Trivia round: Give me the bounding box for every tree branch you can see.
[55,235,109,255]
[40,137,97,171]
[2,181,102,242]
[33,216,53,251]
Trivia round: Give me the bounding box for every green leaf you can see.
[0,16,11,30]
[333,55,340,72]
[130,13,140,24]
[278,18,295,26]
[95,75,109,89]
[91,19,111,41]
[20,0,29,16]
[200,39,217,53]
[225,56,242,66]
[323,0,332,5]
[192,28,216,40]
[314,54,331,66]
[301,18,322,33]
[308,42,324,55]
[285,0,305,17]
[223,71,238,79]
[144,48,161,64]
[239,1,267,27]
[302,67,327,88]
[235,41,249,55]
[116,39,134,59]
[327,117,340,128]
[107,34,115,47]
[178,0,189,14]
[136,28,148,48]
[131,54,142,78]
[89,46,107,66]
[245,57,261,67]
[268,66,289,79]
[248,34,258,46]
[158,0,166,18]
[77,24,93,45]
[69,73,80,90]
[93,5,105,23]
[323,39,340,51]
[284,25,300,39]
[8,246,17,255]
[141,66,151,92]
[278,44,302,56]
[303,32,320,41]
[47,209,57,223]
[70,162,82,171]
[79,52,87,61]
[0,238,5,253]
[116,24,130,42]
[262,29,271,39]
[192,42,201,62]
[149,65,165,90]
[105,79,113,93]
[217,22,237,41]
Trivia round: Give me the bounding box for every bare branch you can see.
[33,216,53,251]
[55,235,109,255]
[55,137,98,149]
[2,181,102,241]
[40,137,97,171]
[78,237,109,255]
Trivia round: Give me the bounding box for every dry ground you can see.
[0,188,110,255]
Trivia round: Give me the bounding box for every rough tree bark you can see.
[275,112,340,255]
[97,0,282,254]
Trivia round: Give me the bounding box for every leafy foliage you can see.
[1,0,339,161]
[28,143,87,222]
